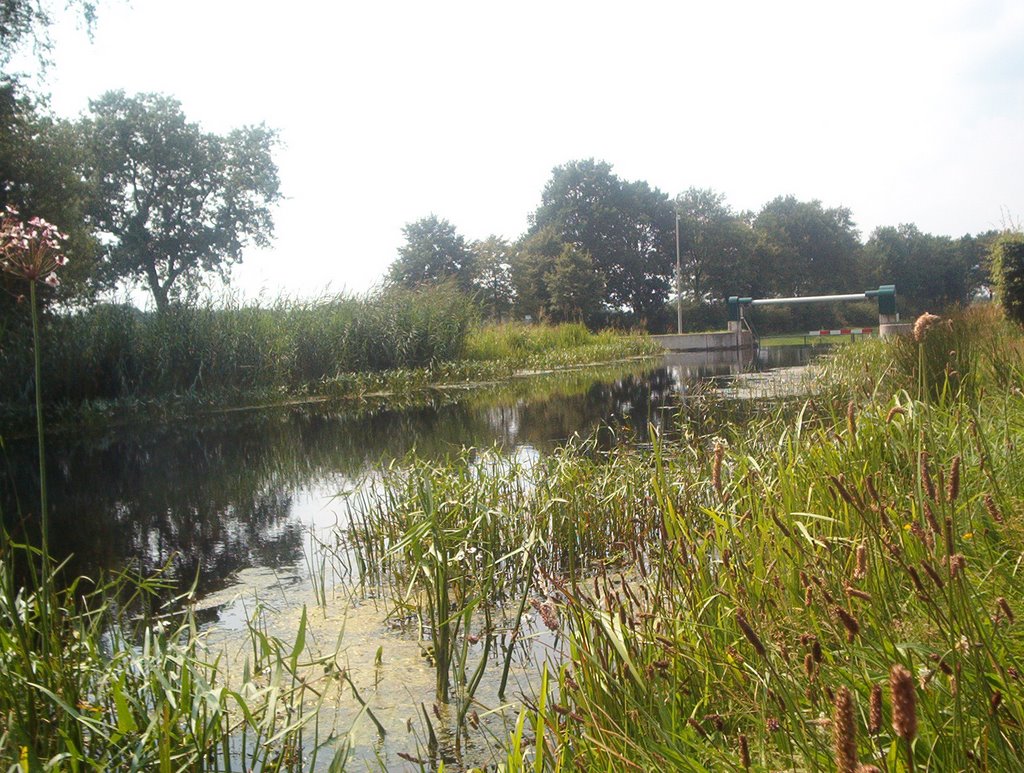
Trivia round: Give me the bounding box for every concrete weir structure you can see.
[652,329,754,352]
[655,285,907,352]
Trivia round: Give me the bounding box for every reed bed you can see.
[326,305,1024,770]
[0,290,655,423]
[504,306,1024,771]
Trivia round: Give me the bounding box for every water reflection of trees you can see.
[0,359,751,595]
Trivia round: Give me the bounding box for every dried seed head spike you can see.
[922,500,940,536]
[907,565,928,597]
[919,450,936,502]
[984,493,1004,524]
[736,610,767,658]
[946,455,961,503]
[833,606,861,642]
[856,766,883,773]
[913,312,941,342]
[890,664,918,741]
[921,560,945,589]
[845,584,872,602]
[997,597,1015,623]
[949,553,966,579]
[886,405,906,423]
[688,717,709,739]
[833,686,858,773]
[812,638,823,663]
[944,517,955,557]
[804,653,815,680]
[869,684,883,735]
[853,543,868,581]
[738,734,750,769]
[991,690,1003,715]
[846,401,857,440]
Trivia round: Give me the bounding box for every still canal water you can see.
[0,345,820,769]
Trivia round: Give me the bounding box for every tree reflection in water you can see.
[1,351,813,598]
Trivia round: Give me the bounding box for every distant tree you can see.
[674,188,756,302]
[990,233,1024,324]
[861,224,981,314]
[530,159,674,322]
[82,91,281,311]
[510,225,562,320]
[546,245,604,324]
[752,196,860,297]
[389,215,475,292]
[470,235,515,322]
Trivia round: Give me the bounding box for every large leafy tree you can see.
[510,225,561,321]
[861,224,987,315]
[470,235,515,322]
[546,244,604,324]
[530,159,674,322]
[674,188,755,302]
[83,91,281,311]
[389,214,475,292]
[752,196,860,297]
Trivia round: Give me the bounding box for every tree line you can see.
[0,2,1010,334]
[388,159,999,331]
[2,3,280,316]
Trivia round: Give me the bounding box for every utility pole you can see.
[675,213,683,333]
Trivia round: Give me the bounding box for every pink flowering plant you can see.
[0,205,69,290]
[0,205,71,575]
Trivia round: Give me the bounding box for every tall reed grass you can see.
[321,305,1024,770]
[0,284,476,407]
[502,305,1024,771]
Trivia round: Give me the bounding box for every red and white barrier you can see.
[806,328,874,336]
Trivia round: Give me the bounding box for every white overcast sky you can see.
[32,0,1024,302]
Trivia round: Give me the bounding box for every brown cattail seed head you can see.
[890,664,918,741]
[919,450,936,502]
[847,401,857,440]
[946,455,961,503]
[833,686,858,773]
[869,684,883,735]
[738,733,750,768]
